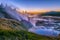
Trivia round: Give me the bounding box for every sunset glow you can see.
[17,9,60,14]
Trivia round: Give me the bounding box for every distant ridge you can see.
[41,11,60,16]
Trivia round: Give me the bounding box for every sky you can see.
[0,0,60,12]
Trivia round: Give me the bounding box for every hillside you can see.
[0,18,27,30]
[0,18,60,40]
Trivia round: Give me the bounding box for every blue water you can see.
[29,29,60,36]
